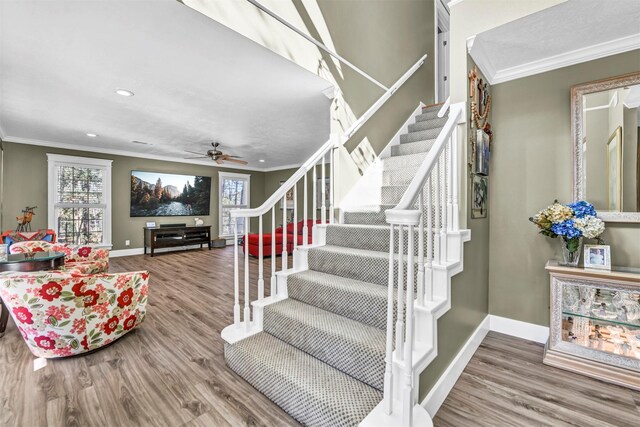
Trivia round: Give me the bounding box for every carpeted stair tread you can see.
[326,223,430,253]
[382,152,427,170]
[415,109,447,122]
[287,269,392,329]
[342,204,395,225]
[408,116,448,133]
[382,167,419,186]
[263,299,386,390]
[308,244,419,287]
[400,127,442,144]
[391,138,436,156]
[225,332,382,427]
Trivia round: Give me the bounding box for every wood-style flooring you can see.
[2,247,639,426]
[434,331,640,427]
[0,247,299,427]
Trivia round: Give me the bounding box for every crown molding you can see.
[2,135,302,173]
[472,33,640,85]
[0,120,7,140]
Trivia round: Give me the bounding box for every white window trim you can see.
[218,171,251,239]
[47,154,113,248]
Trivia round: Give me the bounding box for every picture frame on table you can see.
[584,245,611,270]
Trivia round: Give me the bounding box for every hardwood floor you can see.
[3,248,640,426]
[434,331,640,427]
[0,247,299,427]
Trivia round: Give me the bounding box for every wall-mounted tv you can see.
[130,171,211,217]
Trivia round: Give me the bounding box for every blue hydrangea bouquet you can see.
[529,200,605,265]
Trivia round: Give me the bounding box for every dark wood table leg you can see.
[0,299,9,337]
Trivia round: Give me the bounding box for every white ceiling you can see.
[0,0,333,170]
[469,0,640,84]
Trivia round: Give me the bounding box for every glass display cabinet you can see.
[544,261,640,390]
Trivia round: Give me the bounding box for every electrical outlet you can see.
[125,240,130,247]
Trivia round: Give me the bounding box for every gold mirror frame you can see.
[571,71,640,223]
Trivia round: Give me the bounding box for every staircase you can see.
[222,102,469,426]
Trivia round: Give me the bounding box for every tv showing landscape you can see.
[130,171,211,217]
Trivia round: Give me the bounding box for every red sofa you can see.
[243,220,319,258]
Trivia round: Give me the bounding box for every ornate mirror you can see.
[572,71,640,222]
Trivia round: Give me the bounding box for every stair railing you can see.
[383,99,465,425]
[228,54,427,334]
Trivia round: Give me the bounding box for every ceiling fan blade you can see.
[224,158,249,165]
[185,150,205,155]
[184,156,209,159]
[215,158,224,165]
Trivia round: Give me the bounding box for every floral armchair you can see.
[0,269,149,358]
[10,241,109,275]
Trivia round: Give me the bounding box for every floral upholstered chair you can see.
[10,241,109,274]
[0,269,149,358]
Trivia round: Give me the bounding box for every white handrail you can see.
[437,97,450,118]
[386,101,462,216]
[232,55,427,218]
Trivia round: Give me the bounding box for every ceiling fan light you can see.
[115,89,135,97]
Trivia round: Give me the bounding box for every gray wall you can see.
[489,49,640,326]
[418,56,491,397]
[1,142,266,250]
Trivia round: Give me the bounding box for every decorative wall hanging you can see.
[471,174,488,219]
[468,65,493,178]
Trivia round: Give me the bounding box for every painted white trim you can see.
[466,35,475,53]
[489,314,549,344]
[3,135,301,173]
[473,33,640,85]
[110,243,207,257]
[447,0,465,9]
[0,121,7,140]
[47,153,112,247]
[422,315,490,417]
[218,171,251,239]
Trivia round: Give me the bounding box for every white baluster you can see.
[303,172,309,246]
[417,193,424,307]
[440,153,448,264]
[282,194,288,271]
[403,224,415,427]
[244,217,250,331]
[329,145,335,224]
[434,161,441,263]
[446,139,454,232]
[395,226,405,361]
[451,125,460,231]
[425,177,433,302]
[233,217,240,326]
[312,164,317,241]
[271,206,277,296]
[293,183,298,254]
[258,215,264,300]
[321,154,326,224]
[384,223,395,415]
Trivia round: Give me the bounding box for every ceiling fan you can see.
[184,142,248,165]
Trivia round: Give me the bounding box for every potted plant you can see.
[529,200,605,266]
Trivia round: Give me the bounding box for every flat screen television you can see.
[130,171,211,217]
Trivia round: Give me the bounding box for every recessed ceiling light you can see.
[259,159,265,163]
[86,133,98,137]
[115,89,134,97]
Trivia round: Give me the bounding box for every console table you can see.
[544,261,640,390]
[143,225,211,257]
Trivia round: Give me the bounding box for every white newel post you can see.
[329,137,335,224]
[451,124,460,231]
[282,194,288,271]
[383,224,395,415]
[293,184,298,256]
[271,206,277,295]
[244,217,250,331]
[440,154,448,264]
[417,193,425,307]
[233,217,240,326]
[395,227,405,361]
[321,154,326,225]
[403,224,415,427]
[312,164,317,242]
[425,177,433,302]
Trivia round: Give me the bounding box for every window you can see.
[47,154,112,247]
[219,172,250,238]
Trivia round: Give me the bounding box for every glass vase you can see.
[559,237,582,267]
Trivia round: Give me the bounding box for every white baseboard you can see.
[421,314,549,417]
[422,315,490,417]
[110,244,208,258]
[489,314,549,344]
